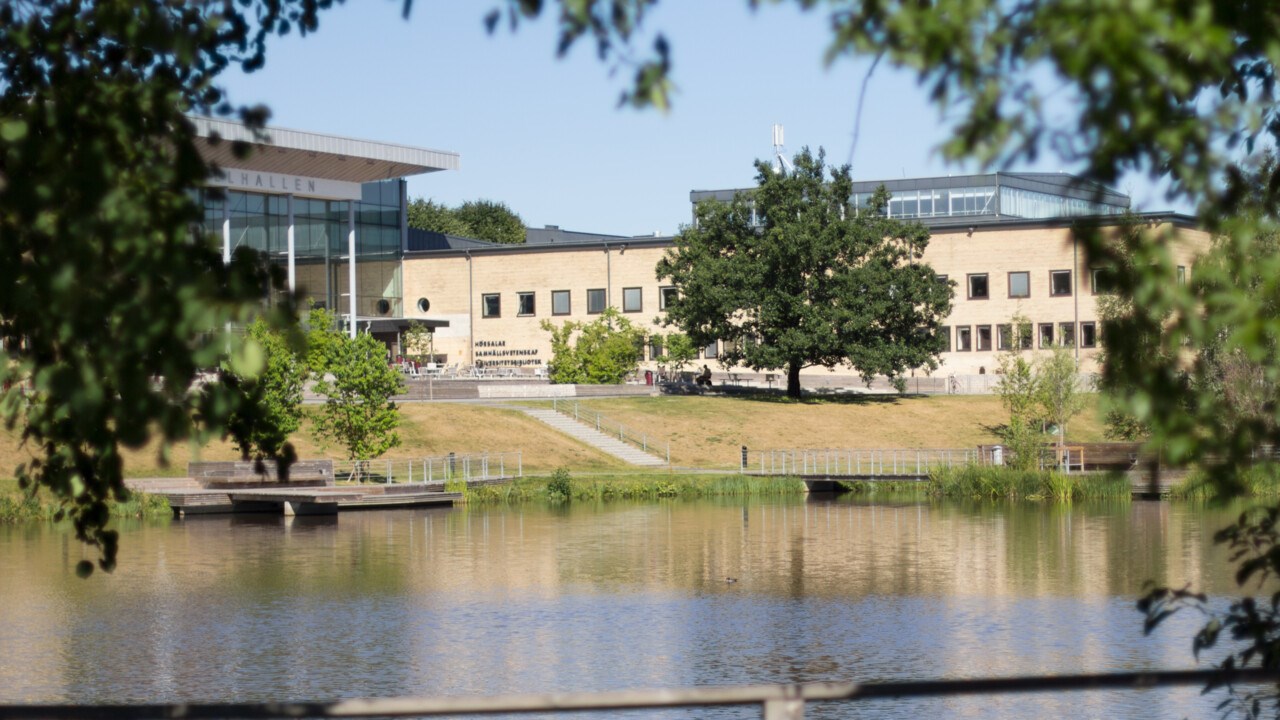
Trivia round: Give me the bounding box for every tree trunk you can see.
[787,360,802,399]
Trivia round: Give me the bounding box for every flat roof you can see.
[190,116,460,183]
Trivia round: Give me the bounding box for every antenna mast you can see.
[771,124,794,175]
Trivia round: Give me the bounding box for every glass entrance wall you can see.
[199,179,406,319]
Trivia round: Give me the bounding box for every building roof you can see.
[190,116,460,183]
[406,226,674,255]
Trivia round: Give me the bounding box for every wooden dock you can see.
[128,478,461,517]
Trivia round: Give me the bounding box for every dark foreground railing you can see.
[6,669,1278,719]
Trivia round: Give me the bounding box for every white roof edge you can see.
[188,115,460,173]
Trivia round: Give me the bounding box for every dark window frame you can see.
[622,287,643,313]
[1008,271,1031,299]
[551,289,571,316]
[517,291,536,317]
[975,324,993,351]
[955,326,973,352]
[1080,321,1098,348]
[1038,323,1055,348]
[587,288,606,314]
[659,286,678,311]
[1049,269,1072,297]
[481,293,500,319]
[1059,322,1077,347]
[967,273,990,300]
[939,325,951,352]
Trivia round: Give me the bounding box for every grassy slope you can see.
[561,393,1109,468]
[0,394,1108,479]
[0,404,626,479]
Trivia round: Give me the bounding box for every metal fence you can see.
[742,448,985,477]
[7,669,1278,718]
[551,398,669,460]
[333,452,523,485]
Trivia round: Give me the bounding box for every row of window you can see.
[941,321,1098,352]
[958,266,1186,301]
[481,287,679,319]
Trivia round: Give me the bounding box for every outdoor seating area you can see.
[392,358,549,381]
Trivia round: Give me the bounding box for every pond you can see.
[0,496,1256,718]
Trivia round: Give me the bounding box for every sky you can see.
[218,2,1187,237]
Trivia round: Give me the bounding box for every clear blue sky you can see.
[219,2,1183,236]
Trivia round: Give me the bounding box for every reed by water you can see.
[465,470,807,504]
[0,479,170,523]
[926,465,1132,500]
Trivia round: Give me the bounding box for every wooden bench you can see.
[188,459,335,489]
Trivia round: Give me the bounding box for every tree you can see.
[309,330,405,477]
[402,320,434,364]
[661,332,699,374]
[454,200,527,245]
[221,319,307,462]
[0,0,330,575]
[541,307,645,384]
[407,197,526,244]
[407,198,471,237]
[656,148,952,400]
[995,317,1044,471]
[1037,346,1088,460]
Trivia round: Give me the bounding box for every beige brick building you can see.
[400,214,1209,380]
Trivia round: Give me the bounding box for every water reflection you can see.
[0,497,1252,718]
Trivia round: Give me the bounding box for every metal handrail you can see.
[551,398,669,463]
[7,669,1277,718]
[333,452,523,485]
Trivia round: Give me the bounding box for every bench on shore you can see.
[188,460,335,489]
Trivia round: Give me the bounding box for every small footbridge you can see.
[739,448,987,491]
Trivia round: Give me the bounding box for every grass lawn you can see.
[0,403,626,480]
[0,393,1110,480]
[551,393,1110,468]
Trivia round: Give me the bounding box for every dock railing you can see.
[551,398,669,460]
[8,669,1279,719]
[334,452,523,485]
[742,448,982,477]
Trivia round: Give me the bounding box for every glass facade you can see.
[200,179,405,321]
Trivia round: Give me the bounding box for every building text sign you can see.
[210,167,363,201]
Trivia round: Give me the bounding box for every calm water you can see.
[0,496,1258,718]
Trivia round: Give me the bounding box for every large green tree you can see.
[0,0,332,575]
[656,148,952,399]
[407,197,526,244]
[221,318,308,463]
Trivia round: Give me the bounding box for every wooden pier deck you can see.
[129,478,461,517]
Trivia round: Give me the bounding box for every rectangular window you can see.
[481,293,500,319]
[517,291,535,317]
[1177,265,1187,285]
[587,288,606,314]
[659,286,678,310]
[976,325,993,351]
[1050,270,1072,297]
[622,287,642,313]
[704,341,718,359]
[1059,322,1076,347]
[1008,271,1030,298]
[968,273,989,300]
[1038,323,1054,348]
[997,324,1012,350]
[956,326,973,352]
[1019,323,1032,349]
[551,289,571,316]
[649,335,664,359]
[936,274,948,284]
[1092,268,1117,294]
[939,326,952,352]
[1081,321,1098,348]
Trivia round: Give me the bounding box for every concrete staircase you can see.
[514,407,668,467]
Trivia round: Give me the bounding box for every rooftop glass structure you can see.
[690,171,1130,225]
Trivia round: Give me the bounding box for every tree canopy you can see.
[541,307,645,384]
[407,197,526,244]
[656,148,952,399]
[0,0,335,575]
